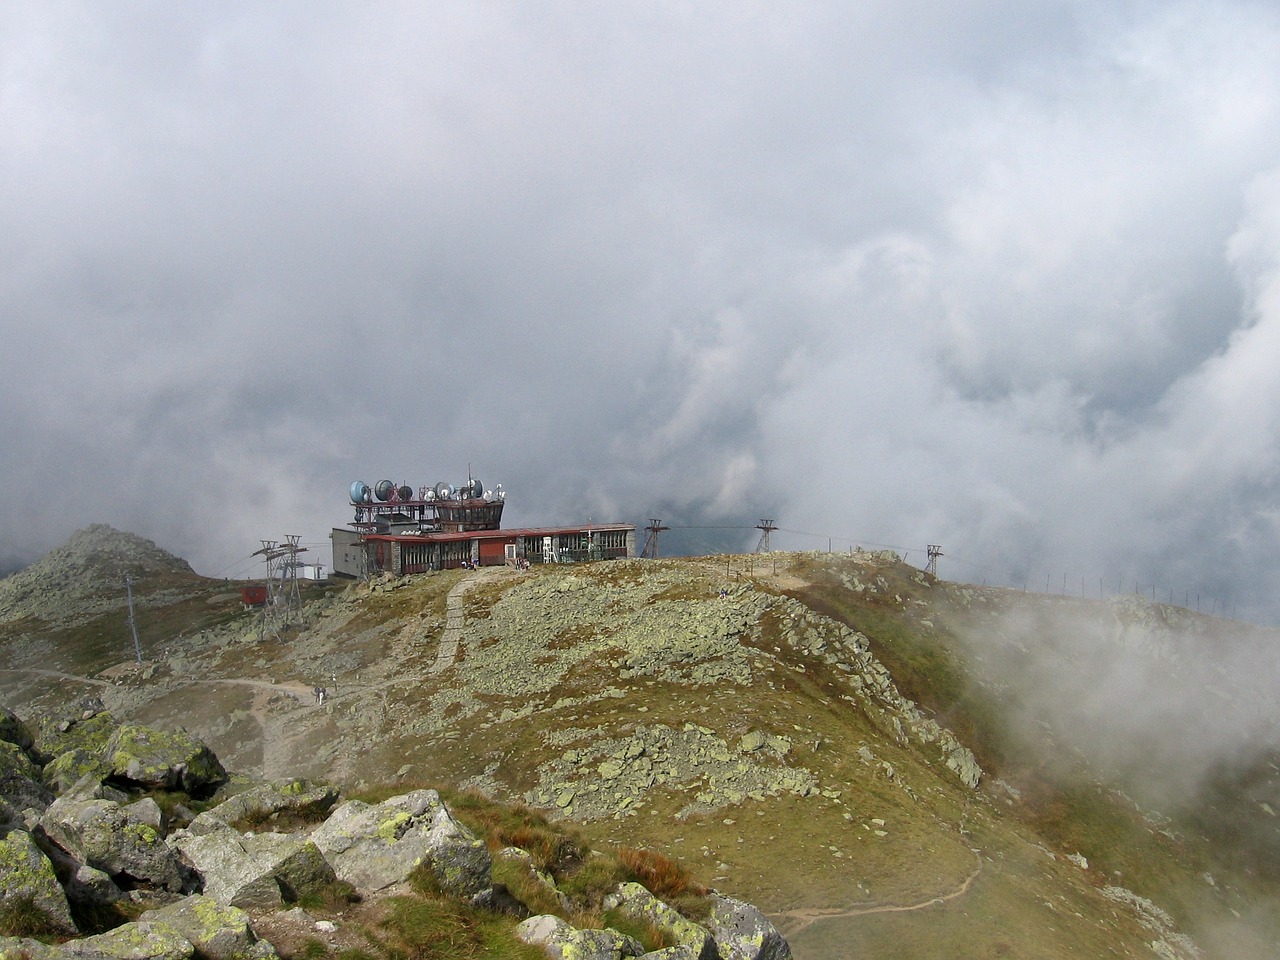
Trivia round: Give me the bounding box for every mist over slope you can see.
[2,526,1278,959]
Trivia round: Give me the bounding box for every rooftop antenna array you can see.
[755,519,777,554]
[926,544,943,577]
[641,519,668,559]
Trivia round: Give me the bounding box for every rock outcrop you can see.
[0,704,789,960]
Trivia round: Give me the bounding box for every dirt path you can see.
[776,850,983,936]
[0,667,109,687]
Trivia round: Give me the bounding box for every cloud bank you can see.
[4,2,1280,620]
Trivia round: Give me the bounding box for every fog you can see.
[4,3,1280,622]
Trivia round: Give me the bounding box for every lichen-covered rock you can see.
[61,919,195,960]
[704,893,791,960]
[310,789,491,898]
[40,797,193,893]
[103,726,227,797]
[238,834,336,904]
[604,883,715,960]
[33,713,120,768]
[513,914,645,960]
[0,828,76,935]
[125,799,167,835]
[167,822,282,911]
[195,780,338,831]
[0,741,54,815]
[43,750,114,797]
[0,936,101,960]
[138,895,278,960]
[169,818,336,910]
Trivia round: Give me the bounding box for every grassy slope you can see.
[3,552,1277,958]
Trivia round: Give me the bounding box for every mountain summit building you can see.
[330,476,635,577]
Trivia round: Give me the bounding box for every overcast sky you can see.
[5,2,1280,619]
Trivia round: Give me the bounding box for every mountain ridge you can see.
[2,527,1278,959]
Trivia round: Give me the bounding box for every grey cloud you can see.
[3,2,1280,623]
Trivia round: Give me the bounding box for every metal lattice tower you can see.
[926,544,943,577]
[254,536,309,638]
[755,519,777,553]
[282,535,306,618]
[641,519,669,559]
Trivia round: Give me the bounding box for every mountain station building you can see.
[330,476,635,577]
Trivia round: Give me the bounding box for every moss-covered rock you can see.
[513,913,645,960]
[65,918,195,960]
[0,743,53,816]
[103,726,226,798]
[32,713,120,767]
[42,751,113,797]
[39,798,192,893]
[0,828,76,936]
[604,883,715,960]
[704,893,791,960]
[138,895,277,960]
[195,780,338,832]
[309,789,491,898]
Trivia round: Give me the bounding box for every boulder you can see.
[0,707,35,757]
[139,895,278,960]
[43,845,128,916]
[0,936,105,960]
[0,741,54,814]
[103,726,227,797]
[310,789,491,898]
[43,750,114,796]
[195,780,339,831]
[704,893,791,960]
[61,919,195,960]
[40,797,193,893]
[239,834,336,904]
[944,746,982,790]
[169,820,335,909]
[604,883,715,960]
[513,914,645,960]
[33,713,120,768]
[0,828,76,935]
[167,822,282,911]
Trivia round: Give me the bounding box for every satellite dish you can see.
[375,480,395,502]
[398,485,413,502]
[495,483,506,501]
[350,481,370,504]
[435,481,454,499]
[424,488,436,502]
[463,477,482,499]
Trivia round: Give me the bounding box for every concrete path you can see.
[430,571,483,674]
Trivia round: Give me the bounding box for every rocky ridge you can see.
[0,526,196,627]
[0,702,792,960]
